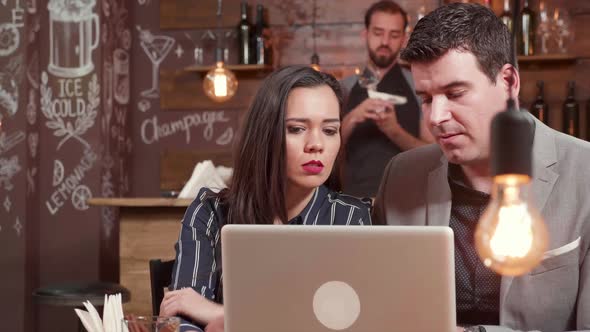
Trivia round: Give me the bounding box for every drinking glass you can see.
[536,2,551,54]
[356,67,379,91]
[356,67,385,113]
[122,316,180,332]
[552,8,573,54]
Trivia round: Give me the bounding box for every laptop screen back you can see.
[222,225,456,332]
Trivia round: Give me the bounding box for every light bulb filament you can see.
[489,203,533,259]
[214,71,228,97]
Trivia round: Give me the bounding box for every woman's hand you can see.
[159,288,223,325]
[204,315,225,332]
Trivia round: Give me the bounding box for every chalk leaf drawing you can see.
[216,127,234,146]
[41,72,99,150]
[102,170,114,197]
[0,156,21,190]
[101,206,115,238]
[27,167,36,194]
[0,79,17,119]
[101,155,114,198]
[27,89,37,125]
[27,133,38,158]
[0,130,25,155]
[4,196,11,212]
[13,217,22,237]
[53,159,64,186]
[26,51,39,90]
[174,44,184,58]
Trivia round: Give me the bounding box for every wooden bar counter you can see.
[88,198,192,315]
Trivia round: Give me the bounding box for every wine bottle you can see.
[562,81,579,137]
[500,0,512,33]
[238,2,253,64]
[530,81,549,125]
[518,0,535,56]
[253,4,269,65]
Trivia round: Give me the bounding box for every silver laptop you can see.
[222,225,456,332]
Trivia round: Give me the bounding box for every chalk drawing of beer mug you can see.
[47,0,100,78]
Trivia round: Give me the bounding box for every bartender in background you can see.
[340,0,433,198]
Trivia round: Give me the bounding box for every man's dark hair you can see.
[400,3,515,83]
[365,0,408,30]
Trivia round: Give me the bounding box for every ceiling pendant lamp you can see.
[474,0,549,276]
[203,0,238,102]
[309,0,321,71]
[474,99,548,276]
[203,49,238,102]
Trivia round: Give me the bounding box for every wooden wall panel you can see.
[160,149,233,191]
[120,209,181,316]
[161,0,440,29]
[571,15,590,56]
[274,24,366,68]
[161,0,241,29]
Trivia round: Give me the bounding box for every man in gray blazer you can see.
[373,3,590,332]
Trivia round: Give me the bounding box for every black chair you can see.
[33,281,131,332]
[149,258,175,315]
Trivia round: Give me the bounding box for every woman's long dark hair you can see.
[219,65,343,225]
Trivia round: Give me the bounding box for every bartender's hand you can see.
[374,104,401,138]
[160,288,223,325]
[205,315,225,332]
[341,98,392,144]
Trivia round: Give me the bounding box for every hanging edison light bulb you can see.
[474,99,549,276]
[203,0,238,103]
[309,0,321,71]
[203,50,238,103]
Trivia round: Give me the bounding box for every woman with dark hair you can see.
[159,65,372,332]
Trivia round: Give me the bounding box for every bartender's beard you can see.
[368,45,397,69]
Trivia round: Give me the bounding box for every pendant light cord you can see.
[508,0,519,104]
[215,0,223,62]
[312,0,317,56]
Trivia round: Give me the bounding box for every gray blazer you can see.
[374,115,590,332]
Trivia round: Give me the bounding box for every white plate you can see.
[368,89,407,105]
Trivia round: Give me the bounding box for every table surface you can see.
[88,197,192,207]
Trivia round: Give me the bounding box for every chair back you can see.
[149,259,175,315]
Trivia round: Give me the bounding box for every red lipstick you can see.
[302,160,324,174]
